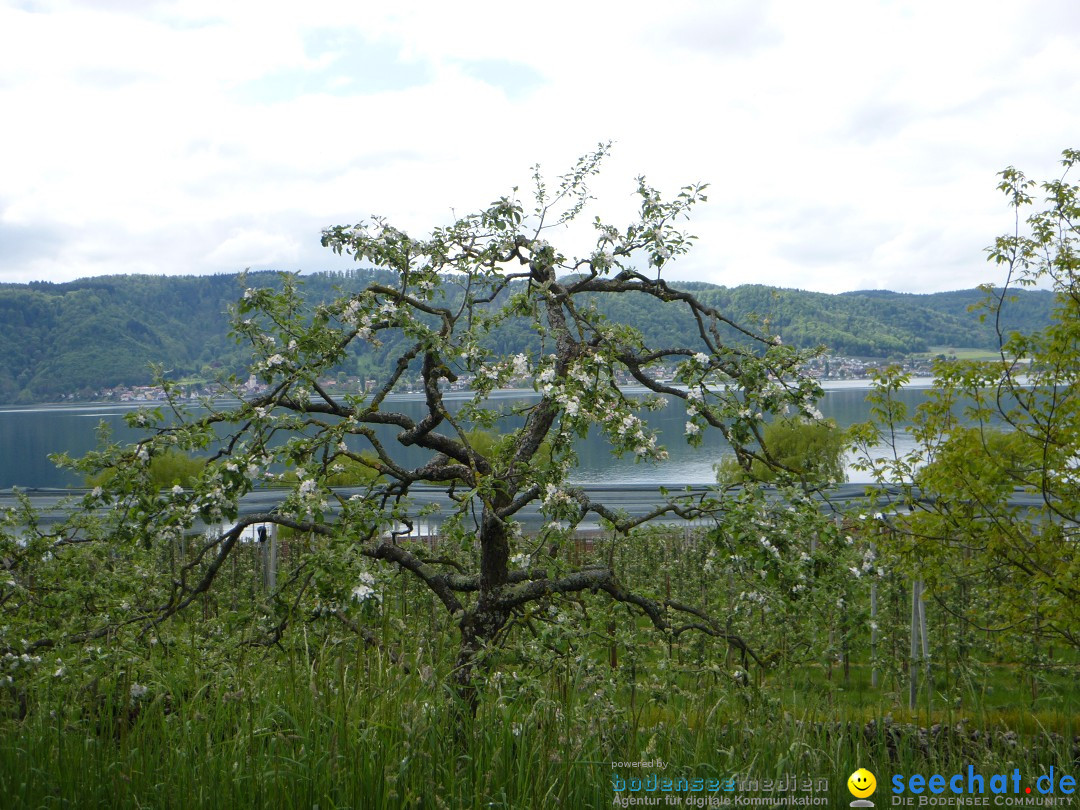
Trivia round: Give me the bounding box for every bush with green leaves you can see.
[715,415,846,487]
[86,447,206,491]
[851,148,1080,654]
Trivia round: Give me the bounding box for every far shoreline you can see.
[0,377,941,413]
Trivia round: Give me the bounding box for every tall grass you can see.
[2,631,1075,809]
[2,527,1077,808]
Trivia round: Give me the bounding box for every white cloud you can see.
[205,228,301,270]
[0,0,1077,292]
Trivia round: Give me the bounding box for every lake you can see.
[0,380,934,490]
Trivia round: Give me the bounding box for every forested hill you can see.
[0,271,1056,404]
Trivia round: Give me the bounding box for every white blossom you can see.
[512,353,529,377]
[342,299,361,324]
[351,576,381,604]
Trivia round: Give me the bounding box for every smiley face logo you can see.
[847,768,877,799]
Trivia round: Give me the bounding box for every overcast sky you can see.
[1,0,1078,293]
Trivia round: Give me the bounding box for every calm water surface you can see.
[0,381,933,489]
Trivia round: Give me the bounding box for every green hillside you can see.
[0,271,1055,404]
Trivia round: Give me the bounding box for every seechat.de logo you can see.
[849,768,878,807]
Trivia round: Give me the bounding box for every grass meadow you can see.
[2,526,1077,808]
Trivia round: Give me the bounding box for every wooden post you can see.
[870,568,879,688]
[267,525,277,592]
[909,579,920,711]
[919,580,930,690]
[870,533,880,688]
[258,524,277,592]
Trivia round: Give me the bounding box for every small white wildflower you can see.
[130,683,148,700]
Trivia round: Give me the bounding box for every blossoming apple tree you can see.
[7,145,828,703]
